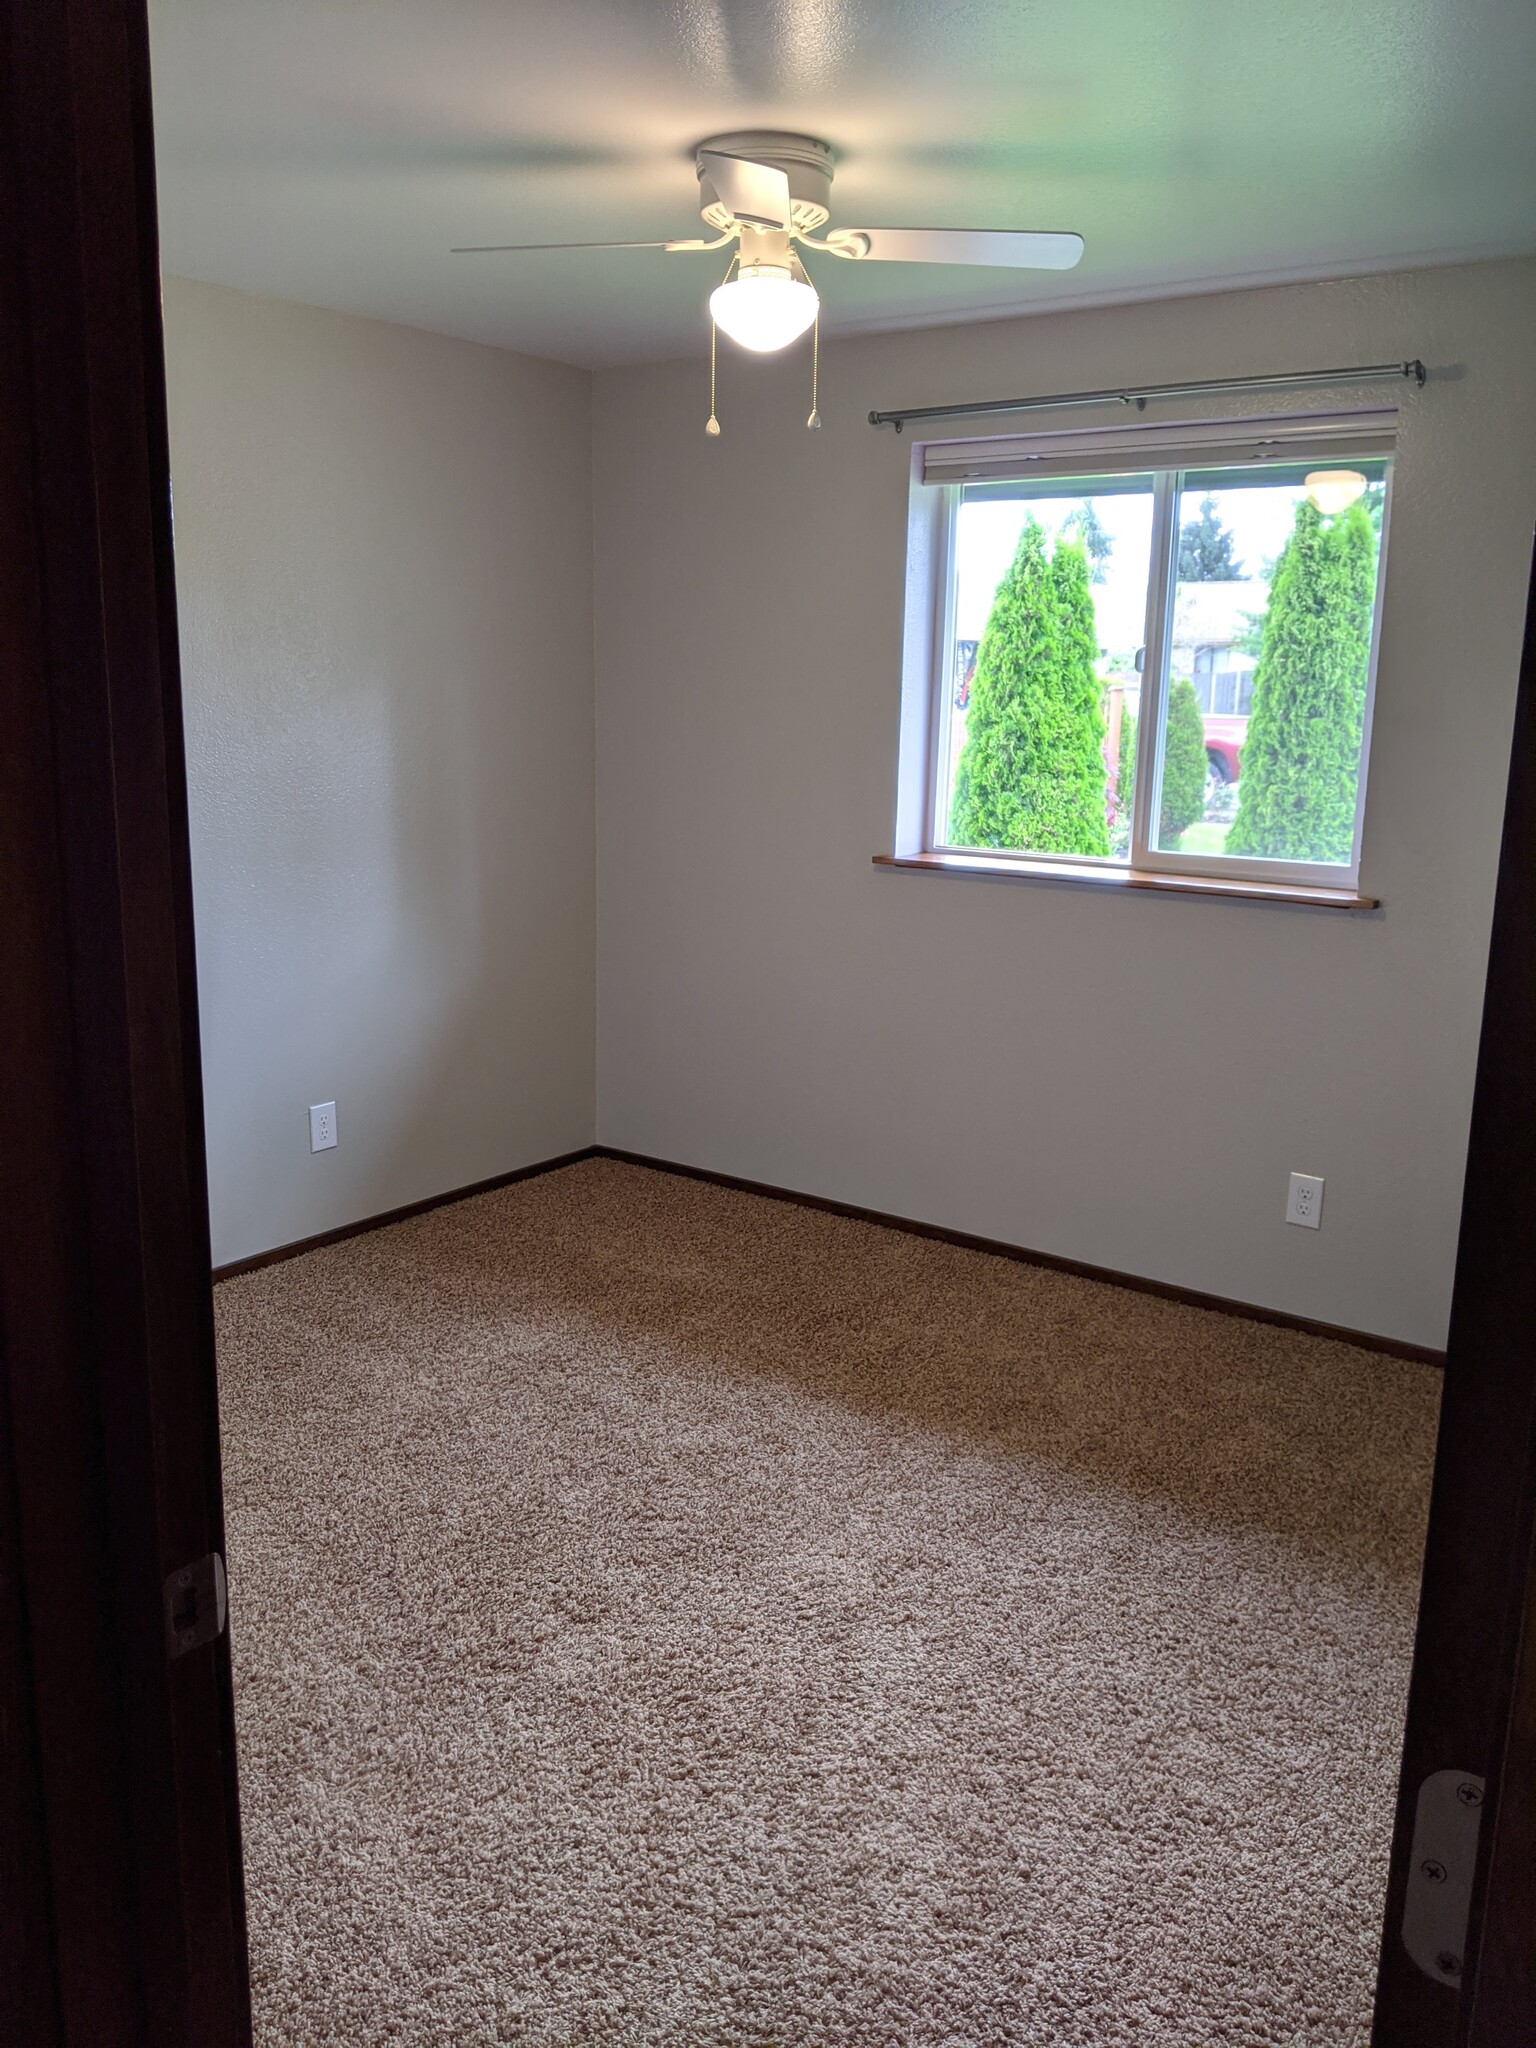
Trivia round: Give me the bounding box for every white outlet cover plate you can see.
[1286,1171,1324,1228]
[309,1101,337,1153]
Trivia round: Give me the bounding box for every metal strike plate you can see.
[164,1551,227,1659]
[1402,1768,1485,1988]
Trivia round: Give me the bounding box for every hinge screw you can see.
[1456,1781,1483,1806]
[1421,1859,1448,1883]
[1436,1951,1461,1976]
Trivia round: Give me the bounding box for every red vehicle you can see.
[1202,712,1247,789]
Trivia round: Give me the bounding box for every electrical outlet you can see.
[309,1101,337,1153]
[1286,1171,1324,1229]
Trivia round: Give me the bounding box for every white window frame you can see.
[902,410,1397,892]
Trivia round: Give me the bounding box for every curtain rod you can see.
[867,359,1426,433]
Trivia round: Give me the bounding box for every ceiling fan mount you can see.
[694,131,835,236]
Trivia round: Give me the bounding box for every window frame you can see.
[911,415,1397,892]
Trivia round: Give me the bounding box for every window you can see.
[904,413,1394,891]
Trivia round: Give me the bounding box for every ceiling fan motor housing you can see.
[696,132,834,234]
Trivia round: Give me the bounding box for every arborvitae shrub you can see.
[1226,499,1375,863]
[1109,684,1205,851]
[950,521,1109,855]
[1159,677,1208,845]
[1111,704,1136,854]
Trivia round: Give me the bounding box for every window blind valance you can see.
[919,409,1399,488]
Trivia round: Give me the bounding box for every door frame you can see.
[0,1,249,2042]
[1451,547,1536,2048]
[1371,536,1536,2047]
[1,2,1533,2042]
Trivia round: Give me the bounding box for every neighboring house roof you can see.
[957,572,1271,665]
[1171,578,1268,650]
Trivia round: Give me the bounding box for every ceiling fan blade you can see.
[697,150,792,231]
[450,238,673,255]
[836,227,1085,270]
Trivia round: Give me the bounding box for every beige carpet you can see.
[216,1157,1439,2047]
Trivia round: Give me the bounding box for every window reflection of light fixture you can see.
[1305,469,1368,514]
[709,262,820,353]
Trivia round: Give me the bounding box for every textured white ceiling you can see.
[148,0,1536,369]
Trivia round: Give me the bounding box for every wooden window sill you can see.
[873,851,1379,911]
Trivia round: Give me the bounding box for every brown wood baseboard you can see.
[212,1139,1446,1368]
[596,1146,1446,1368]
[211,1146,599,1281]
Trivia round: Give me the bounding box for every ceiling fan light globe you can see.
[709,265,819,353]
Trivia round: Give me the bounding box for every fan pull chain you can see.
[806,308,821,431]
[705,317,721,436]
[706,248,739,438]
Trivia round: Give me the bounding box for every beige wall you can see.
[593,258,1536,1349]
[164,277,595,1267]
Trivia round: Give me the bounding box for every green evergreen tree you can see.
[1063,499,1112,582]
[1110,686,1204,850]
[1233,605,1268,659]
[1159,677,1207,845]
[1112,703,1137,856]
[1226,499,1375,863]
[950,520,1109,855]
[1177,494,1241,581]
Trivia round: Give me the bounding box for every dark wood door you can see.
[0,1,250,2042]
[1372,541,1536,2045]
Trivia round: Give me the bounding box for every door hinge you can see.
[1402,1768,1486,1988]
[163,1551,227,1658]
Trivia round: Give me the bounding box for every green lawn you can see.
[1176,821,1232,856]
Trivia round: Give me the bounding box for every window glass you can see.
[1151,462,1386,863]
[940,477,1155,858]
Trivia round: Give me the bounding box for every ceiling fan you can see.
[452,132,1083,430]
